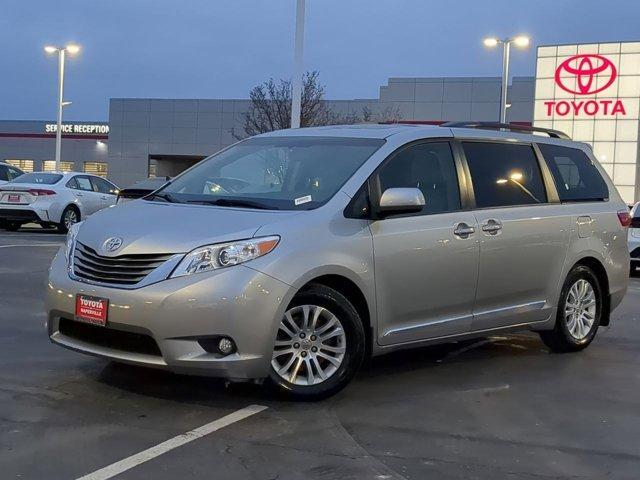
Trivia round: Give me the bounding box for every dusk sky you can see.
[3,0,640,121]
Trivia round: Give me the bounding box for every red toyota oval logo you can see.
[554,54,617,95]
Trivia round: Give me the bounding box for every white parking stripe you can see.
[0,244,61,248]
[75,404,268,480]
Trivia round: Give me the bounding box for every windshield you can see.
[151,136,385,210]
[10,173,63,185]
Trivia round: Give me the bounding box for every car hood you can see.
[75,200,302,256]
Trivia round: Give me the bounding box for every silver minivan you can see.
[45,123,630,399]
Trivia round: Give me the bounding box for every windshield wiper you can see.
[186,198,276,210]
[146,192,178,203]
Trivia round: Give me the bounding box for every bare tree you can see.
[233,71,403,139]
[236,71,335,138]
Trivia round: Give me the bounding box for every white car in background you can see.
[0,162,24,185]
[0,171,119,233]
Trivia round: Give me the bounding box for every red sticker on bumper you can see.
[75,294,109,326]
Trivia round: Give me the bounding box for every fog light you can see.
[218,337,235,355]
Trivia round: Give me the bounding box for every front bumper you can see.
[46,249,292,380]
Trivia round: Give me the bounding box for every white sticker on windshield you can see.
[294,195,312,206]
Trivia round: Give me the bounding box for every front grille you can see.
[59,317,162,357]
[73,242,173,286]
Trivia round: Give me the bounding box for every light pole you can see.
[45,44,80,171]
[290,0,305,129]
[483,36,530,123]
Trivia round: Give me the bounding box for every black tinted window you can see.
[538,143,608,202]
[0,165,7,181]
[463,142,547,208]
[91,177,118,194]
[378,142,461,215]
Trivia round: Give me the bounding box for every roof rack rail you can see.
[441,121,571,140]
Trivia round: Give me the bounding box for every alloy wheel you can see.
[564,279,597,340]
[64,209,78,230]
[271,304,346,386]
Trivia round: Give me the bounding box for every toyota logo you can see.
[103,237,123,253]
[554,54,617,95]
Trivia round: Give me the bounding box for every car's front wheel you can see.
[539,265,603,352]
[268,284,365,400]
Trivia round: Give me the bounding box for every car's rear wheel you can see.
[4,221,21,231]
[268,284,365,400]
[58,206,80,233]
[540,265,603,352]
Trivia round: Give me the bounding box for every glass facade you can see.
[534,42,640,204]
[83,161,108,178]
[5,159,34,172]
[43,161,75,172]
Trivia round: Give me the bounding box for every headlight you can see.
[170,236,280,278]
[64,221,83,265]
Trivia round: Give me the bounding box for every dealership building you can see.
[1,40,639,203]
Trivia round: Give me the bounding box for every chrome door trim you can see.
[382,313,473,339]
[473,300,547,322]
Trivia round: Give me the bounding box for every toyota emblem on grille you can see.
[103,237,123,253]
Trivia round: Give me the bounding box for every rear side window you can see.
[74,176,94,191]
[537,143,608,202]
[0,165,7,181]
[462,142,547,208]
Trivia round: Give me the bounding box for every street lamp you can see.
[44,44,80,171]
[290,0,305,129]
[483,35,530,123]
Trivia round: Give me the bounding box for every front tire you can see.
[58,206,80,233]
[268,284,365,400]
[540,265,603,352]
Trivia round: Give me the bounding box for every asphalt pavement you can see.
[1,226,639,480]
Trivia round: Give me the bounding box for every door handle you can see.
[453,222,476,238]
[100,195,108,200]
[76,192,84,197]
[481,219,503,235]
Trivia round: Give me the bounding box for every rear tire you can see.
[4,221,21,231]
[540,265,603,352]
[267,284,365,400]
[58,206,80,234]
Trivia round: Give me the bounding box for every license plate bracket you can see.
[75,294,109,327]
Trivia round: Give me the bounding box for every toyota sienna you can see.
[45,123,630,399]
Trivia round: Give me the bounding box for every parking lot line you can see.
[0,244,61,248]
[76,404,268,480]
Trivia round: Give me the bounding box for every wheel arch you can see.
[571,256,611,326]
[60,202,81,223]
[296,274,373,360]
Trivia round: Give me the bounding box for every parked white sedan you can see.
[0,171,119,232]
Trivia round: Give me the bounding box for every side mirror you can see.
[377,187,425,216]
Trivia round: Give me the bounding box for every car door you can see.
[370,140,480,345]
[90,176,119,209]
[71,175,102,215]
[459,140,571,331]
